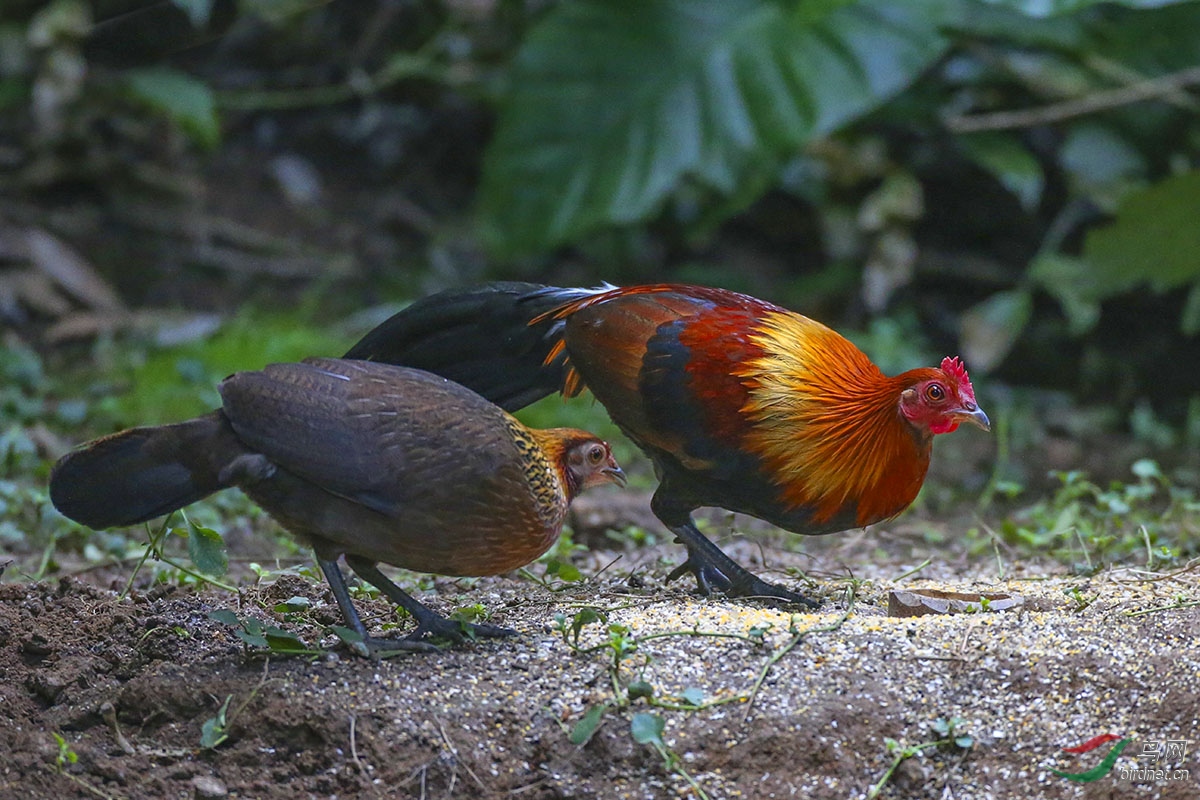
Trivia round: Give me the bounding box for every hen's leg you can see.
[316,555,438,656]
[345,556,516,644]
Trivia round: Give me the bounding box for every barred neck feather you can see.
[739,311,931,527]
[504,420,570,528]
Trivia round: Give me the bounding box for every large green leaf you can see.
[480,0,953,257]
[960,132,1045,211]
[1082,170,1200,294]
[979,0,1189,17]
[960,289,1033,372]
[124,67,220,150]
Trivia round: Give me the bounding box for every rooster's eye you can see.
[926,384,945,402]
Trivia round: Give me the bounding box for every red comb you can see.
[940,356,972,389]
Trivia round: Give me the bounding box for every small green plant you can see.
[447,602,495,642]
[200,695,233,749]
[552,588,858,798]
[52,732,77,770]
[197,663,274,750]
[1126,595,1200,618]
[123,512,237,599]
[1063,585,1098,613]
[208,609,312,655]
[994,460,1199,571]
[604,525,658,548]
[551,602,774,796]
[630,712,709,800]
[867,717,975,799]
[48,731,118,800]
[522,528,588,589]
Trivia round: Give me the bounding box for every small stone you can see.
[192,775,228,799]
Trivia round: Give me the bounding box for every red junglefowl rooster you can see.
[50,358,625,655]
[345,283,990,606]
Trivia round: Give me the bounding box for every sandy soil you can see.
[1,530,1197,800]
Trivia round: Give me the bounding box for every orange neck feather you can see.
[738,311,931,527]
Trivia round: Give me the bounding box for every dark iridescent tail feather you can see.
[344,282,592,411]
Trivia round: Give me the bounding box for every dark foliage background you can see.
[2,0,1198,433]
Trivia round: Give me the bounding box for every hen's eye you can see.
[926,384,945,401]
[588,445,605,463]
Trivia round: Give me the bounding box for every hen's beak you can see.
[955,404,991,432]
[603,463,628,487]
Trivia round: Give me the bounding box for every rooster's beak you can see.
[955,405,991,432]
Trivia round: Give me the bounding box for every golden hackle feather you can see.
[737,311,930,526]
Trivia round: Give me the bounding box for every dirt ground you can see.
[1,521,1198,800]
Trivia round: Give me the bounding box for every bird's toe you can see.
[728,575,819,609]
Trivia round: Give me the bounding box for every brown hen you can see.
[50,358,624,654]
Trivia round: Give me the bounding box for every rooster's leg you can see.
[345,556,517,644]
[651,494,817,607]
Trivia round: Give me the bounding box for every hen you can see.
[50,358,625,654]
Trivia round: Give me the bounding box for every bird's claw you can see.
[349,619,516,657]
[665,555,731,596]
[665,552,818,609]
[408,617,517,646]
[727,575,819,609]
[359,636,441,657]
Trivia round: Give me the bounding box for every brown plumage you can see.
[49,358,625,654]
[344,282,990,606]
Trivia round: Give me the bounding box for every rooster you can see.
[346,283,990,605]
[50,358,625,654]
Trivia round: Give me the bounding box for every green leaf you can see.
[233,628,268,649]
[1083,171,1200,295]
[1181,282,1200,336]
[960,133,1044,211]
[186,519,228,577]
[630,712,666,746]
[959,289,1032,372]
[1088,3,1200,76]
[1130,459,1162,480]
[273,596,311,613]
[208,609,241,627]
[569,703,609,746]
[481,0,952,256]
[627,681,655,701]
[199,695,232,749]
[1059,124,1145,203]
[544,559,583,582]
[262,626,307,652]
[1028,254,1103,335]
[570,607,605,645]
[680,687,705,707]
[170,0,214,27]
[124,67,220,150]
[981,0,1192,17]
[331,625,365,646]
